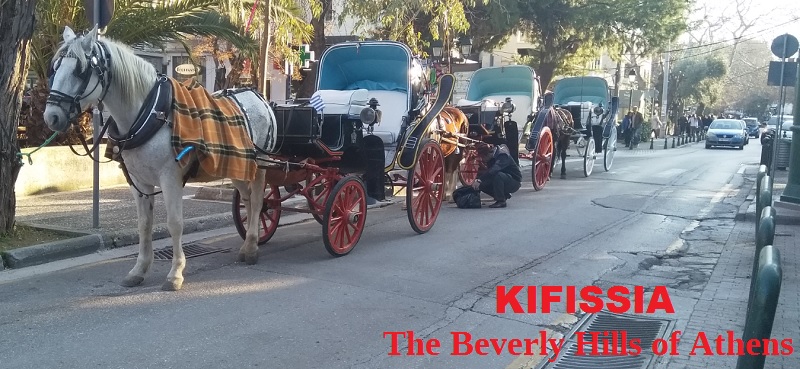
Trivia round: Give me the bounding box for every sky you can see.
[684,0,800,45]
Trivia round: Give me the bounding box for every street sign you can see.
[771,34,799,59]
[83,0,114,28]
[767,61,798,87]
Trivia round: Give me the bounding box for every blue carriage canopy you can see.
[552,76,610,106]
[316,41,414,93]
[464,65,538,101]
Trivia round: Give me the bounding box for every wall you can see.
[15,146,127,197]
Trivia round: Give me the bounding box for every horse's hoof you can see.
[237,252,246,262]
[239,251,258,265]
[560,174,566,179]
[120,275,144,287]
[162,279,183,291]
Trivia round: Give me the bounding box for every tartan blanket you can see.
[170,78,257,181]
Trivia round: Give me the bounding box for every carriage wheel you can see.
[532,127,553,191]
[407,139,445,234]
[323,175,367,257]
[583,137,596,177]
[603,132,616,172]
[232,184,281,245]
[306,173,336,224]
[458,148,480,186]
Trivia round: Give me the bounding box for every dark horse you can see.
[548,107,575,179]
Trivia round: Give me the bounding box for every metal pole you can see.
[92,2,101,228]
[781,56,800,203]
[661,43,670,123]
[770,38,788,183]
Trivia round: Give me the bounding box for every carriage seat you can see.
[363,90,408,145]
[313,89,369,115]
[561,101,594,129]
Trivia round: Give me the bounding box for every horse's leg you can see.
[560,138,568,179]
[121,184,156,287]
[234,169,265,264]
[161,175,187,291]
[443,155,458,202]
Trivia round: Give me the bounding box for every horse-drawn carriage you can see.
[454,65,540,186]
[231,40,461,256]
[44,28,462,290]
[526,76,619,189]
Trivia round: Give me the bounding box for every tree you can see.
[3,0,257,234]
[663,53,727,122]
[0,0,36,233]
[511,0,688,92]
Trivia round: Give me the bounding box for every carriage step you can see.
[129,244,229,260]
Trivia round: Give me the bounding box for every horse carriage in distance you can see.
[232,40,463,256]
[526,76,619,189]
[454,65,540,186]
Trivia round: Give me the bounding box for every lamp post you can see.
[627,68,636,111]
[458,37,472,61]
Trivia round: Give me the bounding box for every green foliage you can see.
[339,0,482,55]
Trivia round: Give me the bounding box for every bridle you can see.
[46,40,113,121]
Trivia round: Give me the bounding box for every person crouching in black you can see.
[472,143,522,208]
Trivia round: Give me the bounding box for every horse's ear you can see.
[81,25,99,52]
[63,26,77,43]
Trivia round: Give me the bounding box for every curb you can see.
[2,234,106,269]
[1,213,234,271]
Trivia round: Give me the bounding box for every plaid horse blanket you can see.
[170,78,257,182]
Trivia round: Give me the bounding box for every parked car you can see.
[766,115,793,130]
[780,120,794,139]
[743,117,760,138]
[706,119,747,150]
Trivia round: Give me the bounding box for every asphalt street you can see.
[0,141,766,369]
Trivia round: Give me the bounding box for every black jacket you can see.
[478,144,522,183]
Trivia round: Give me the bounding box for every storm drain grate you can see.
[128,244,228,260]
[536,311,673,369]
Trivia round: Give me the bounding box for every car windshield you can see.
[743,118,757,126]
[710,120,742,130]
[782,121,794,130]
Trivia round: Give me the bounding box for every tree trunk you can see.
[258,0,272,97]
[536,61,557,94]
[613,58,622,97]
[295,0,330,99]
[0,0,36,233]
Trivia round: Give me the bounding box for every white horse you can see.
[43,26,276,291]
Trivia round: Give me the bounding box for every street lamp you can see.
[431,40,444,59]
[627,68,637,111]
[458,37,472,58]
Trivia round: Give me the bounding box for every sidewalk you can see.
[663,165,800,368]
[4,180,311,269]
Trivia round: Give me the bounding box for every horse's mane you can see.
[55,36,157,103]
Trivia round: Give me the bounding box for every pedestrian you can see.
[689,114,700,137]
[650,112,663,139]
[622,113,632,147]
[630,106,644,147]
[473,143,521,208]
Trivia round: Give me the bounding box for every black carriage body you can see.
[271,105,363,162]
[459,105,501,136]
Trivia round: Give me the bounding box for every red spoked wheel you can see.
[232,184,281,245]
[306,173,336,224]
[323,175,367,257]
[458,148,481,186]
[407,139,445,234]
[532,127,554,191]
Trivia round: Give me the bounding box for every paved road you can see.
[0,141,764,369]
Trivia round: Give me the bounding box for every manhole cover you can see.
[128,244,228,260]
[536,311,673,369]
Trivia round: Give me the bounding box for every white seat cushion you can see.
[314,89,369,115]
[365,90,409,145]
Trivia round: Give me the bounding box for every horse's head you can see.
[44,26,111,132]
